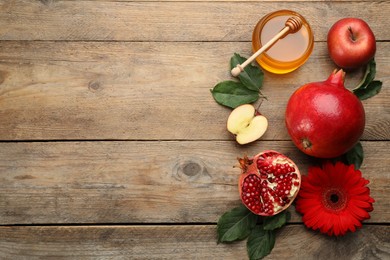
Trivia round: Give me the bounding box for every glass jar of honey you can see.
[252,10,314,74]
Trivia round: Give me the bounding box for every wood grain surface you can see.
[0,141,388,224]
[0,41,388,140]
[0,1,388,41]
[1,225,389,259]
[0,0,389,259]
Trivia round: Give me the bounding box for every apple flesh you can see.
[227,104,268,145]
[327,18,376,69]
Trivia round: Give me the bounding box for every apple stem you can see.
[348,26,356,42]
[255,98,264,114]
[259,92,268,100]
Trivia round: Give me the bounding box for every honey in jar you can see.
[252,10,314,74]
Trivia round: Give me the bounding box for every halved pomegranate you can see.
[238,150,301,216]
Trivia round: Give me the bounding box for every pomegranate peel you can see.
[285,69,365,158]
[238,150,301,216]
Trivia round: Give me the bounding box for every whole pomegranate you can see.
[285,69,365,158]
[238,150,301,216]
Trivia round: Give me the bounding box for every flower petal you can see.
[348,203,370,221]
[319,212,335,235]
[343,169,362,189]
[350,198,374,210]
[338,212,354,236]
[330,216,340,236]
[295,199,322,213]
[343,211,361,232]
[307,166,329,187]
[348,186,370,196]
[303,214,320,229]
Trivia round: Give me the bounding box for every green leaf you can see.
[247,225,276,260]
[217,204,258,243]
[354,59,376,90]
[345,142,364,169]
[211,80,259,109]
[263,211,291,231]
[353,59,382,100]
[353,80,382,100]
[230,53,264,92]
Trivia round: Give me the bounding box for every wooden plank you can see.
[0,1,388,41]
[0,41,388,140]
[0,225,389,259]
[0,141,388,224]
[38,0,387,1]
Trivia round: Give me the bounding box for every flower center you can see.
[330,194,339,203]
[322,188,348,213]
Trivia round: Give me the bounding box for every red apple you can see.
[327,18,376,69]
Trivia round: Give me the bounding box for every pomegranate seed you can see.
[239,151,301,216]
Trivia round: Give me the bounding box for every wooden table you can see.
[0,0,389,259]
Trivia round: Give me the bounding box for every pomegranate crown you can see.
[238,156,251,171]
[237,156,258,174]
[326,69,346,88]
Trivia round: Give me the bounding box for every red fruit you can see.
[238,150,301,216]
[327,18,376,70]
[285,69,365,158]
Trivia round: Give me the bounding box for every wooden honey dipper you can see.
[231,16,303,77]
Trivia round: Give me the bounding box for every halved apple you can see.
[227,104,268,144]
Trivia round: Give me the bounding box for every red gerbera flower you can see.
[295,161,375,236]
